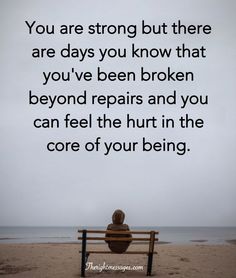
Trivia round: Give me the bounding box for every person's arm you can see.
[105,225,111,243]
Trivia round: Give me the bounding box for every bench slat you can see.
[79,251,157,255]
[78,230,159,235]
[78,237,159,241]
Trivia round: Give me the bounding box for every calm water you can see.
[0,226,236,244]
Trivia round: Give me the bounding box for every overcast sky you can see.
[0,0,236,227]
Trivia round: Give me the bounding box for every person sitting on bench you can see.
[105,209,132,253]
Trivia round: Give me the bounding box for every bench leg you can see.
[81,230,87,277]
[147,252,153,276]
[85,252,90,263]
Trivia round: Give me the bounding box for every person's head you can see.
[112,209,125,224]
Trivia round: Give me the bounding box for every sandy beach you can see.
[0,243,236,277]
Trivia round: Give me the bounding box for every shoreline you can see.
[1,239,236,245]
[1,226,236,246]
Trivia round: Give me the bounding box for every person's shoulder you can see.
[123,224,130,230]
[106,224,113,230]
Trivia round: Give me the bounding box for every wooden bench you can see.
[78,229,159,276]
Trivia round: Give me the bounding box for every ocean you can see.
[0,226,235,244]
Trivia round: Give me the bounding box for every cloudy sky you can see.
[0,0,236,227]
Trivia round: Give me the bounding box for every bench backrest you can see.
[78,229,159,252]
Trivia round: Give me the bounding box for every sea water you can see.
[0,226,235,244]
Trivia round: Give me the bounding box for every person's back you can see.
[105,209,132,253]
